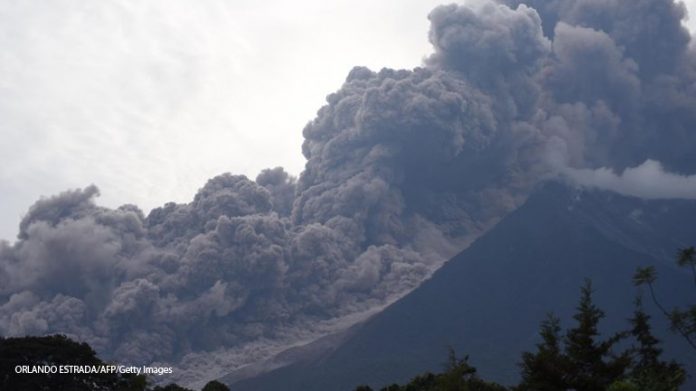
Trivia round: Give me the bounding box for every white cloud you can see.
[564,159,696,199]
[684,0,696,34]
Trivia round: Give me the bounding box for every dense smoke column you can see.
[297,1,552,241]
[256,167,297,217]
[502,0,696,172]
[0,0,695,384]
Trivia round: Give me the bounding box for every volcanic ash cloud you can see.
[1,0,695,384]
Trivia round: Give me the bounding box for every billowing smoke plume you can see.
[502,0,696,173]
[1,0,695,385]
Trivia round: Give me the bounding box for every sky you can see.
[0,0,695,242]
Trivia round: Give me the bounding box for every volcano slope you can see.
[228,181,696,391]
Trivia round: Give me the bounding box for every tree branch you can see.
[648,282,696,351]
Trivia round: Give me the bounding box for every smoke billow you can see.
[1,0,695,385]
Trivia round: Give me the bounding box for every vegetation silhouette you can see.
[0,335,230,391]
[354,269,689,391]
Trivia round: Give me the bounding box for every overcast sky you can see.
[1,0,695,241]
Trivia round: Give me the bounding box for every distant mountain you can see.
[227,181,696,391]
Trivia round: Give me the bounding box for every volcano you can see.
[227,181,696,390]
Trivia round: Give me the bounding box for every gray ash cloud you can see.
[1,0,695,384]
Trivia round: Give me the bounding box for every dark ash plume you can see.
[1,0,695,385]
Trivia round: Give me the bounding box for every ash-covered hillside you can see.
[1,0,696,386]
[227,182,696,391]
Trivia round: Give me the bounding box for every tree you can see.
[0,334,148,391]
[606,379,639,391]
[354,275,687,391]
[202,380,231,391]
[634,245,696,350]
[354,349,506,391]
[563,279,630,391]
[517,313,568,390]
[0,335,215,391]
[151,385,192,391]
[517,280,630,391]
[623,297,685,391]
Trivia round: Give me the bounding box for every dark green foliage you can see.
[633,266,657,285]
[676,246,696,270]
[435,349,507,391]
[622,298,685,391]
[151,384,192,391]
[517,279,687,391]
[0,334,147,391]
[671,246,696,339]
[517,314,567,390]
[359,276,689,391]
[518,281,630,391]
[634,246,696,350]
[0,335,206,391]
[606,379,639,391]
[353,349,507,391]
[201,379,230,391]
[563,280,630,390]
